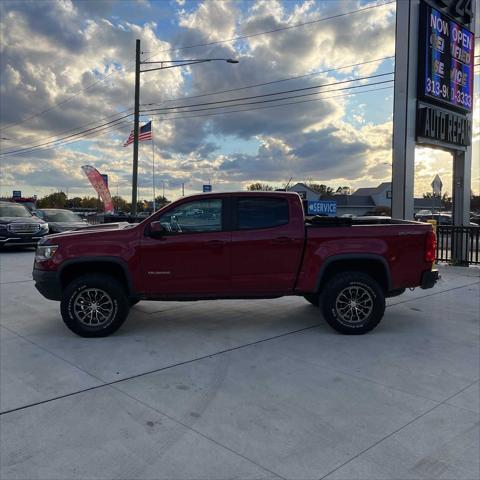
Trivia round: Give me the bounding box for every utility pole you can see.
[129,43,238,214]
[131,39,141,216]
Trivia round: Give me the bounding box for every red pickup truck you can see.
[33,192,438,337]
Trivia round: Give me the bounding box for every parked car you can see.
[416,213,452,225]
[0,201,49,247]
[33,192,438,337]
[416,213,478,227]
[414,209,433,219]
[35,209,88,233]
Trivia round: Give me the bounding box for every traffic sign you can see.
[12,190,21,198]
[203,185,212,192]
[307,200,336,216]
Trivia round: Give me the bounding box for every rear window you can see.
[237,197,289,230]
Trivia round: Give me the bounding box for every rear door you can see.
[230,196,304,293]
[139,197,231,296]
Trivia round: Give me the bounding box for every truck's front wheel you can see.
[321,272,385,335]
[60,274,130,337]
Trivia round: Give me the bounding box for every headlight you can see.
[35,244,58,261]
[40,223,49,232]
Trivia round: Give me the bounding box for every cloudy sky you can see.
[0,0,478,202]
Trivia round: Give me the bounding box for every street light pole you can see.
[130,39,238,215]
[131,39,141,216]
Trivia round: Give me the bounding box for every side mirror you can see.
[149,221,167,238]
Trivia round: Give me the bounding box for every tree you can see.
[423,192,451,210]
[66,197,83,208]
[154,195,170,208]
[336,186,351,195]
[247,183,274,191]
[80,196,102,209]
[37,192,67,208]
[111,196,128,212]
[305,182,334,197]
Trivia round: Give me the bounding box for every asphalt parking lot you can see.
[1,248,479,480]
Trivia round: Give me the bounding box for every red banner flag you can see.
[81,165,114,213]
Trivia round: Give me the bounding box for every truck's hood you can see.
[0,216,45,225]
[44,222,135,242]
[49,222,88,232]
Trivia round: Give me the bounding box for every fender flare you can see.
[58,256,134,295]
[316,253,392,292]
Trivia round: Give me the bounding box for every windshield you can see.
[42,210,83,222]
[0,203,32,218]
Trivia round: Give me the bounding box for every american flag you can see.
[123,121,152,147]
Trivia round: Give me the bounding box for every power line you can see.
[3,60,392,153]
[141,80,394,118]
[141,56,394,107]
[1,121,133,160]
[2,72,393,156]
[0,107,134,152]
[143,1,395,60]
[144,85,394,123]
[0,114,133,157]
[2,84,393,159]
[140,72,393,114]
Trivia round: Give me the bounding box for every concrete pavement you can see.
[0,248,479,479]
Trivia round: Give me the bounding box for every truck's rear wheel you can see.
[321,272,385,335]
[60,274,130,337]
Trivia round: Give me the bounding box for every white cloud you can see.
[0,0,477,202]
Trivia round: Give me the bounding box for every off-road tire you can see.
[321,272,385,335]
[303,293,319,307]
[61,274,130,337]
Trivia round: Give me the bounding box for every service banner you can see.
[81,165,114,213]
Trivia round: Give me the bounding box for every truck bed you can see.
[297,216,433,293]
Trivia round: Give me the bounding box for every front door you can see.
[139,198,231,296]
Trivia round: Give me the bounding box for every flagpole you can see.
[152,121,156,212]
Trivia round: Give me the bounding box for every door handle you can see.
[273,236,292,244]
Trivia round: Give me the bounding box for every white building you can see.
[288,181,442,216]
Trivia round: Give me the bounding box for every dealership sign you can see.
[418,2,474,113]
[416,103,471,148]
[307,200,337,216]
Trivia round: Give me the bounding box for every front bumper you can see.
[420,269,439,289]
[0,236,45,246]
[33,269,62,301]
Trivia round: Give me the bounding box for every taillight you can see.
[425,229,436,263]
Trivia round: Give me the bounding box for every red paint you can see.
[35,192,436,298]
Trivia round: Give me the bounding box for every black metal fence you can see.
[436,226,480,265]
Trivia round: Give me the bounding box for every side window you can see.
[237,197,289,230]
[158,199,222,233]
